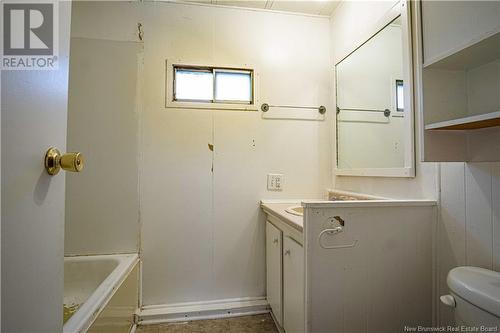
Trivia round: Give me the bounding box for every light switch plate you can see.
[267,174,283,191]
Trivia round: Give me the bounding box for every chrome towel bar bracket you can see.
[261,103,326,115]
[336,106,391,117]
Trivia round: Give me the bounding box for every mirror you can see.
[335,3,414,177]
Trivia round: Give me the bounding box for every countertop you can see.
[260,192,437,233]
[261,198,437,233]
[260,201,304,232]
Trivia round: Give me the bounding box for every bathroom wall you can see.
[65,4,142,255]
[330,0,438,199]
[141,2,331,307]
[71,1,332,307]
[438,162,500,325]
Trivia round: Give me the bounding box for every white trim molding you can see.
[160,0,333,19]
[334,166,414,178]
[137,297,270,325]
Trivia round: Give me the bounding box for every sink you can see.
[285,206,303,216]
[284,193,374,217]
[330,195,370,201]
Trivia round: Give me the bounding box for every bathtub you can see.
[64,254,139,333]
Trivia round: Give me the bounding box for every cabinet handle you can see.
[273,238,279,244]
[284,249,290,256]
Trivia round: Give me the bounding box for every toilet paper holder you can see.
[318,217,358,250]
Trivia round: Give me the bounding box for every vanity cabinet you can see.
[266,222,283,327]
[263,197,436,332]
[283,236,304,333]
[265,219,304,333]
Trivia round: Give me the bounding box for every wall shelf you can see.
[423,29,500,70]
[425,111,500,130]
[416,0,500,162]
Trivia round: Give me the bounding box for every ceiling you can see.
[183,0,340,16]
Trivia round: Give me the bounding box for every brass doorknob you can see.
[44,147,84,175]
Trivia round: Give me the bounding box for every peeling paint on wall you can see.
[137,23,144,41]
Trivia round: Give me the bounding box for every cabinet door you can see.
[266,222,283,326]
[283,236,304,333]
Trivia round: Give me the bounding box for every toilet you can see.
[441,267,500,327]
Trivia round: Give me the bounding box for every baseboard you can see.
[269,310,285,333]
[137,296,270,325]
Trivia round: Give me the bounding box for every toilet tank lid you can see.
[447,266,500,317]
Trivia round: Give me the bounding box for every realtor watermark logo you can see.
[1,1,58,70]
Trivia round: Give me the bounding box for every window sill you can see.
[165,100,258,111]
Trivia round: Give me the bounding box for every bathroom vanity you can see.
[261,202,304,333]
[261,191,437,333]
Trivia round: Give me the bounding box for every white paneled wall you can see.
[65,38,141,255]
[140,2,332,306]
[438,162,500,325]
[71,1,332,307]
[68,2,143,256]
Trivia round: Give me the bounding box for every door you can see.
[266,221,283,326]
[1,3,72,332]
[283,236,304,333]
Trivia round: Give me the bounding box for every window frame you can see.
[166,60,259,111]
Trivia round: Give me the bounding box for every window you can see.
[174,68,213,101]
[396,79,404,112]
[214,70,252,103]
[173,66,253,104]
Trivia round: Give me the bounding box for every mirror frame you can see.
[333,0,415,178]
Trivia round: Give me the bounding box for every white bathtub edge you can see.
[63,253,139,333]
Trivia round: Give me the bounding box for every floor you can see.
[136,314,279,333]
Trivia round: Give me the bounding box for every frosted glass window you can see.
[173,65,253,105]
[174,69,213,101]
[396,80,404,111]
[214,70,252,103]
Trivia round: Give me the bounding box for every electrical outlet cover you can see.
[267,174,283,191]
